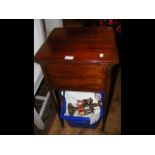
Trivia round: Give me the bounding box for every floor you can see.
[34,67,121,135]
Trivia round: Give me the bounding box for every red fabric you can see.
[99,19,104,26]
[108,19,113,25]
[98,19,121,34]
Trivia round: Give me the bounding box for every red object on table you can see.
[108,19,113,25]
[99,19,104,26]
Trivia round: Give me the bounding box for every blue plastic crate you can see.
[60,92,104,128]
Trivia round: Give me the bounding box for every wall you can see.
[34,19,63,95]
[34,20,45,55]
[44,19,63,37]
[34,19,46,95]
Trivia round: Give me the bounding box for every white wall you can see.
[44,19,63,37]
[34,19,45,95]
[34,19,63,95]
[34,20,45,55]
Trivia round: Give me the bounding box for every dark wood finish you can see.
[63,19,84,27]
[41,64,64,127]
[34,27,119,130]
[34,27,118,64]
[45,63,109,92]
[102,64,120,129]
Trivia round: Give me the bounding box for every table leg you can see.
[41,65,64,127]
[102,79,111,130]
[102,65,119,130]
[50,90,64,127]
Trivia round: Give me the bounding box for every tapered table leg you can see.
[102,65,119,130]
[41,65,64,127]
[50,90,64,127]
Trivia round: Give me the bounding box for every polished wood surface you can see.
[34,27,118,64]
[34,27,119,130]
[46,63,109,92]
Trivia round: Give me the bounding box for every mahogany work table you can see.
[34,27,119,130]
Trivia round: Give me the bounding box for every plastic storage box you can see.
[60,91,104,128]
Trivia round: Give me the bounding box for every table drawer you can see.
[45,63,109,91]
[50,77,107,91]
[46,63,108,78]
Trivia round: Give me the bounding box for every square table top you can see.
[34,27,119,65]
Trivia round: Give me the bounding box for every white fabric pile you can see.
[63,91,102,124]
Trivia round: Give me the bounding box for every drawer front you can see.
[45,63,109,91]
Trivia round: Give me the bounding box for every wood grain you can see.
[34,27,119,64]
